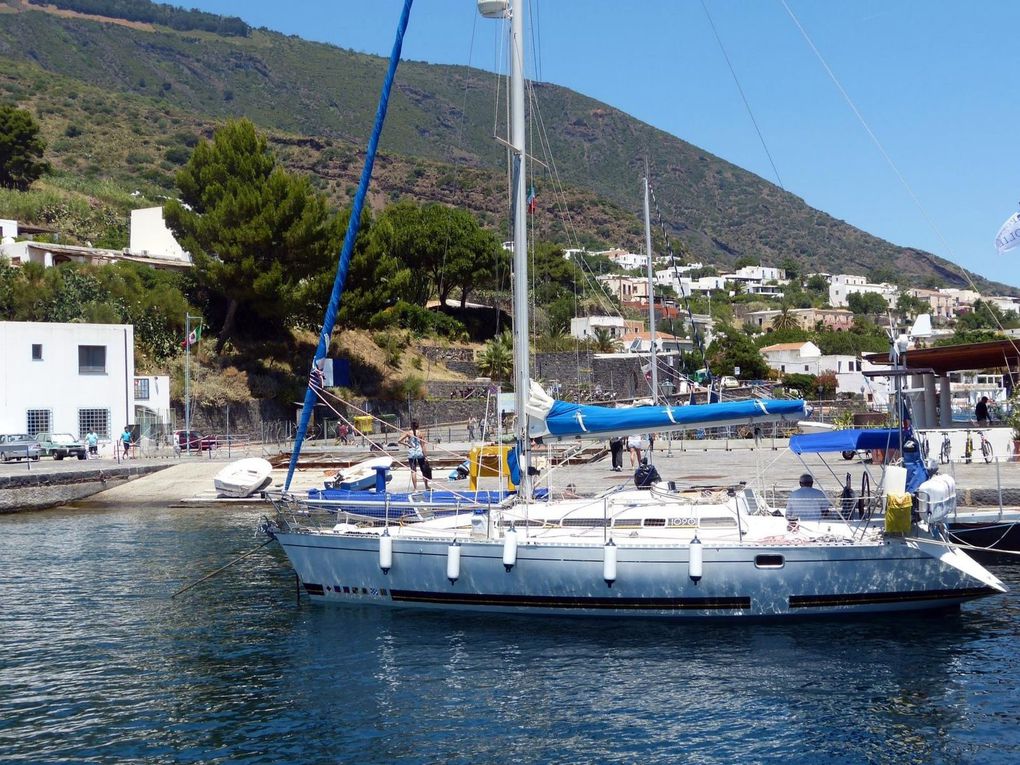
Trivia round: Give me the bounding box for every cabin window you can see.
[31,343,42,360]
[755,554,785,569]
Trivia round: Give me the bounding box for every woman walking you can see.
[399,421,430,490]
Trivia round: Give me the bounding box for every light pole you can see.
[184,312,202,455]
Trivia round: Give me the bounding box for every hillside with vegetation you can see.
[0,0,1009,294]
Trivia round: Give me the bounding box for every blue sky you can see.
[185,1,1020,289]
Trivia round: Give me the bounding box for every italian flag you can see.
[182,325,202,348]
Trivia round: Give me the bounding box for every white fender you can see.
[688,536,703,584]
[447,541,462,584]
[502,526,518,572]
[603,539,618,588]
[379,530,393,574]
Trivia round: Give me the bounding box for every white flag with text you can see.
[995,212,1020,255]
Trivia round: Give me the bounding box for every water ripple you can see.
[2,505,1019,764]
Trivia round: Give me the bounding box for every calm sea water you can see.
[2,503,1020,765]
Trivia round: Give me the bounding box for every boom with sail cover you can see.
[526,381,806,441]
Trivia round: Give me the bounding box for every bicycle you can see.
[937,430,952,465]
[963,428,994,464]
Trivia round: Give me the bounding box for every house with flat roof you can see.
[0,321,170,446]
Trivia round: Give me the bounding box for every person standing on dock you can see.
[609,436,624,472]
[121,426,133,459]
[400,421,430,490]
[85,429,99,458]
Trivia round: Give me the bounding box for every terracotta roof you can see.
[760,342,810,352]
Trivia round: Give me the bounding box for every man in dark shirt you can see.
[975,396,990,425]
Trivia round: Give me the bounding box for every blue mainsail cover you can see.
[790,428,902,454]
[535,398,807,440]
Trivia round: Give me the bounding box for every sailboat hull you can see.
[272,531,1000,618]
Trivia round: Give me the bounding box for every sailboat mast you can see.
[510,0,531,496]
[643,176,658,403]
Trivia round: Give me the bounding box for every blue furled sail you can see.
[526,381,807,441]
[284,0,414,491]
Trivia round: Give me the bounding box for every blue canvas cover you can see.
[539,398,806,440]
[789,428,903,455]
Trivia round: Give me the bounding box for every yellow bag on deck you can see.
[885,492,912,534]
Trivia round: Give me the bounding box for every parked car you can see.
[0,434,42,462]
[34,432,87,460]
[176,430,217,452]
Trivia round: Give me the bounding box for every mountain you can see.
[0,0,1010,293]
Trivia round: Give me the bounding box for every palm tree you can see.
[477,331,513,382]
[771,305,800,332]
[591,327,617,353]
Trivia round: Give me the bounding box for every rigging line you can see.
[700,0,784,190]
[649,184,714,385]
[523,80,622,317]
[779,0,1015,343]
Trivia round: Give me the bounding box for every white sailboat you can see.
[263,0,1005,618]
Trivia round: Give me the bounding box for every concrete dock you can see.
[4,437,1020,512]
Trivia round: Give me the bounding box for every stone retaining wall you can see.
[0,464,172,513]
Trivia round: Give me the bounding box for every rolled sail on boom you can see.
[525,381,807,442]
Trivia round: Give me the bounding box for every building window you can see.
[134,378,150,401]
[78,345,107,374]
[26,409,51,436]
[31,344,42,360]
[79,409,110,439]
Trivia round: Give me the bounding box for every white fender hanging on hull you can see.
[689,536,703,584]
[503,526,518,572]
[603,538,618,588]
[447,540,461,585]
[379,530,393,574]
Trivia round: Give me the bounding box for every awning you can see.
[789,428,902,454]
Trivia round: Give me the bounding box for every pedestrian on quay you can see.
[399,421,431,490]
[468,415,478,441]
[86,428,99,458]
[609,436,624,472]
[120,425,133,459]
[627,433,645,467]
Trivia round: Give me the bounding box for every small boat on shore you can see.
[214,458,273,498]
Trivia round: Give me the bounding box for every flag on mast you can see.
[995,211,1020,255]
[181,324,202,348]
[526,185,537,214]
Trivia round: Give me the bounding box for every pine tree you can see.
[0,105,50,191]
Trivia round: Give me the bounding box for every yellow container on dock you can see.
[468,445,516,491]
[885,492,912,534]
[353,415,374,435]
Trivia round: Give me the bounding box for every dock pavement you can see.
[3,436,1020,512]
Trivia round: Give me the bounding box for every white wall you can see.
[129,207,190,263]
[0,322,135,437]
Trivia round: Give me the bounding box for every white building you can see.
[569,315,643,341]
[0,207,191,272]
[828,274,898,308]
[598,248,648,271]
[759,341,890,404]
[128,207,191,263]
[0,321,170,444]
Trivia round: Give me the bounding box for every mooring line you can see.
[170,538,275,598]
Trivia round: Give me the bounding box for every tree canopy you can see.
[0,105,50,191]
[164,119,334,349]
